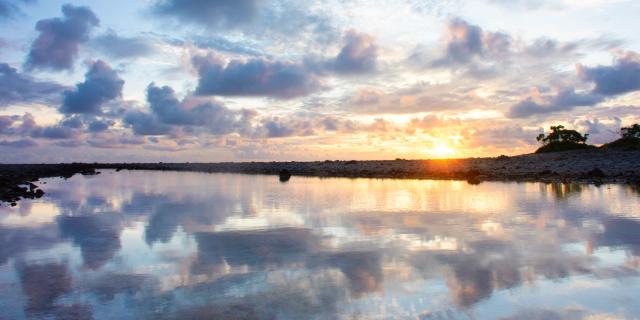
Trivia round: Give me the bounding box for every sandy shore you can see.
[1,149,639,205]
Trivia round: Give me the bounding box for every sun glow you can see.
[431,142,456,158]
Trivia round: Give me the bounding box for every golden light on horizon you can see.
[431,141,456,158]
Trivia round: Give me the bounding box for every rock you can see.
[279,169,292,182]
[586,168,605,178]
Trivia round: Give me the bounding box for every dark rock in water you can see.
[465,169,482,185]
[467,177,481,185]
[586,168,605,178]
[279,169,292,182]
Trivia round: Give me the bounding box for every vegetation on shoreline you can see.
[536,123,640,153]
[535,125,595,153]
[602,123,640,150]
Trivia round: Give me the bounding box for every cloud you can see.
[508,89,604,118]
[523,38,577,57]
[577,51,640,95]
[432,18,512,66]
[194,228,316,268]
[328,30,378,75]
[57,214,123,269]
[125,83,257,136]
[488,0,546,9]
[17,261,72,314]
[193,54,322,99]
[25,4,99,71]
[148,0,336,42]
[87,119,113,133]
[60,116,83,128]
[60,60,124,115]
[509,51,640,118]
[123,111,172,136]
[0,63,66,108]
[30,125,78,140]
[0,138,37,148]
[0,0,35,20]
[253,114,357,138]
[150,0,258,30]
[92,30,155,59]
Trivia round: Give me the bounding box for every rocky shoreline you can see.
[1,149,639,205]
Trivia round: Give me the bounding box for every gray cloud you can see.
[150,0,258,30]
[0,138,37,148]
[60,60,124,115]
[25,4,99,71]
[0,63,66,108]
[60,116,83,129]
[329,30,378,75]
[254,114,357,138]
[148,0,337,43]
[577,51,640,96]
[148,83,255,133]
[509,51,640,118]
[193,54,322,99]
[30,125,79,140]
[123,111,172,136]
[0,0,35,20]
[125,83,257,136]
[508,89,604,118]
[432,18,512,67]
[92,30,155,59]
[87,119,113,133]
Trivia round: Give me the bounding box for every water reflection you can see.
[0,171,639,319]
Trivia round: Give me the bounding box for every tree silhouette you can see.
[621,124,640,139]
[536,125,589,146]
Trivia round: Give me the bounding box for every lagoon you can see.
[1,170,640,319]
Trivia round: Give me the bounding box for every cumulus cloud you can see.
[577,51,640,95]
[87,119,113,133]
[60,60,124,115]
[122,111,170,136]
[25,4,99,71]
[328,30,378,75]
[92,30,155,59]
[509,51,640,118]
[125,83,256,136]
[193,54,322,99]
[0,63,66,107]
[433,18,512,66]
[508,89,604,118]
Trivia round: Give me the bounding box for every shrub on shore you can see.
[602,124,640,150]
[535,125,595,153]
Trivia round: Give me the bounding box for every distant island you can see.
[1,124,640,206]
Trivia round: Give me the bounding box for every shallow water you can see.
[1,170,639,319]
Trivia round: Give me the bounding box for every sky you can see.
[0,0,639,163]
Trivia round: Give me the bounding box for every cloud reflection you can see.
[1,171,640,318]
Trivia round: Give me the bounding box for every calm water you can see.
[1,171,640,319]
